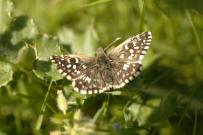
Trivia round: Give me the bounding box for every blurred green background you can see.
[0,0,203,135]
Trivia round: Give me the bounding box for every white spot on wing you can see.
[88,90,93,94]
[62,72,67,76]
[130,53,134,57]
[134,46,139,49]
[124,44,129,49]
[77,71,81,74]
[144,46,149,49]
[66,75,72,80]
[75,58,79,63]
[80,90,87,94]
[129,76,133,80]
[128,56,133,60]
[148,35,152,39]
[122,74,126,78]
[73,65,76,69]
[135,60,142,64]
[142,50,147,54]
[134,71,140,77]
[58,69,63,73]
[93,90,98,94]
[129,49,134,53]
[85,76,91,83]
[99,89,105,93]
[82,65,87,69]
[67,64,72,68]
[123,64,129,70]
[139,55,144,60]
[72,81,75,86]
[120,54,125,58]
[125,79,129,83]
[73,86,79,92]
[120,82,125,87]
[51,60,56,63]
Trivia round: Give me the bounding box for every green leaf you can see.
[0,15,38,65]
[0,61,13,87]
[35,34,61,60]
[57,22,98,56]
[81,22,98,56]
[33,60,62,81]
[16,44,36,70]
[33,34,62,80]
[11,17,39,44]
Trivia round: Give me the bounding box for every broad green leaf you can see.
[33,60,62,81]
[16,45,36,70]
[57,23,98,56]
[81,22,98,56]
[35,34,61,60]
[33,34,62,80]
[57,27,74,51]
[0,61,13,87]
[11,17,39,44]
[0,15,38,64]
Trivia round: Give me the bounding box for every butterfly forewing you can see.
[108,32,152,63]
[50,32,152,94]
[50,55,95,80]
[106,32,152,89]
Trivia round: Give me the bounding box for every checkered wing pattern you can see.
[50,32,152,94]
[50,55,110,94]
[50,55,95,80]
[107,32,152,88]
[72,68,114,94]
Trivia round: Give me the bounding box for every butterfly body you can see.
[50,32,152,94]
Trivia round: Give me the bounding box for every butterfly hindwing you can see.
[72,67,111,94]
[110,61,142,89]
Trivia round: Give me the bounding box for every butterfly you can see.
[50,32,152,94]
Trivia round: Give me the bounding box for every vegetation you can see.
[0,0,203,134]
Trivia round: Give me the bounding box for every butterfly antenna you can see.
[104,37,121,51]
